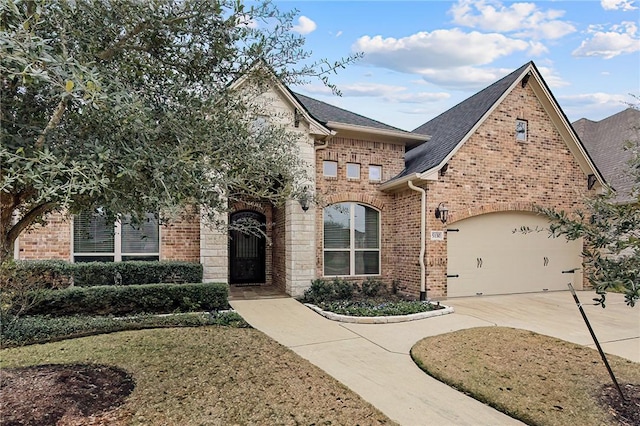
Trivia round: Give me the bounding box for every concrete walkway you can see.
[230,291,639,426]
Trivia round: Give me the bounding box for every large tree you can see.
[1,0,355,262]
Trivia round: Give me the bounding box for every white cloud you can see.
[335,31,343,38]
[573,21,640,59]
[449,0,576,40]
[535,66,570,88]
[353,28,529,75]
[559,92,630,121]
[301,83,450,104]
[601,0,637,11]
[292,16,317,35]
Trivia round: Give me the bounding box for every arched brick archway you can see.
[448,202,537,224]
[324,192,386,211]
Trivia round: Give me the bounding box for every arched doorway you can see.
[229,211,266,284]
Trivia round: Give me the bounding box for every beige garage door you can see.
[447,212,582,297]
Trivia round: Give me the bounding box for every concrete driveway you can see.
[230,291,639,426]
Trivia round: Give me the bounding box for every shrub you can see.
[25,282,228,317]
[1,311,250,348]
[70,261,203,287]
[303,278,355,303]
[1,261,71,323]
[360,277,384,297]
[0,260,203,288]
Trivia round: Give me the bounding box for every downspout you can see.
[314,138,329,151]
[407,180,427,301]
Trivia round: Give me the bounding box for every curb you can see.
[304,303,455,324]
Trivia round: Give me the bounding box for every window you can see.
[323,160,337,177]
[73,212,159,262]
[323,202,380,276]
[346,163,360,179]
[369,165,382,181]
[516,119,527,142]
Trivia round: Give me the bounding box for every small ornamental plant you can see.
[302,278,443,317]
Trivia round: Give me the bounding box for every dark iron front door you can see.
[229,211,266,284]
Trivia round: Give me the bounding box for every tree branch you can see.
[35,99,66,150]
[7,201,57,245]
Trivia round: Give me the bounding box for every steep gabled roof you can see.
[574,108,639,203]
[382,61,605,190]
[400,62,531,178]
[293,92,406,132]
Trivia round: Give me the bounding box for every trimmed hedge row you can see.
[25,282,228,317]
[3,260,203,287]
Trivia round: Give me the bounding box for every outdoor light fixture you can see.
[298,186,311,212]
[435,202,449,224]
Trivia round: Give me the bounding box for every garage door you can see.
[447,212,582,297]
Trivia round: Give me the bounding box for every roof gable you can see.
[401,62,531,178]
[384,61,605,190]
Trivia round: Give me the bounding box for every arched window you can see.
[323,202,380,276]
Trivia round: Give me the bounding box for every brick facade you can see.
[390,83,593,299]
[17,211,201,263]
[16,212,71,260]
[315,136,406,285]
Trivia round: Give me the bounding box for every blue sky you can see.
[273,0,640,131]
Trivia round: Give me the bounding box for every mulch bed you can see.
[0,363,135,426]
[600,383,640,426]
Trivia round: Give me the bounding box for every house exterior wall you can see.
[315,136,405,286]
[272,205,286,292]
[16,212,71,260]
[392,82,593,299]
[16,211,200,263]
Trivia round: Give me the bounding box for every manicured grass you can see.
[1,326,396,425]
[411,327,640,426]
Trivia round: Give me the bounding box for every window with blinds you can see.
[73,211,159,262]
[323,202,380,276]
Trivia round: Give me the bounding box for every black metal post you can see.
[567,283,627,402]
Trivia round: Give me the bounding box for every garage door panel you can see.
[447,212,582,297]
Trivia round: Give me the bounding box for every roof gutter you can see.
[407,180,427,301]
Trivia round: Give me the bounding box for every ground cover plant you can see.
[0,311,247,348]
[302,278,444,316]
[1,327,396,425]
[411,327,640,426]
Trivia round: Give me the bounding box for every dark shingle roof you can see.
[574,108,639,203]
[293,92,408,133]
[393,62,533,179]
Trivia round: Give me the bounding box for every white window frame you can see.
[72,213,160,262]
[346,163,361,180]
[369,165,382,182]
[516,119,528,142]
[323,202,381,277]
[323,160,338,177]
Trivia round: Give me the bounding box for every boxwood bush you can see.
[70,261,203,287]
[2,260,202,287]
[24,282,228,316]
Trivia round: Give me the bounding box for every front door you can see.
[229,211,266,284]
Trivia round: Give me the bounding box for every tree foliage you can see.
[0,0,356,261]
[537,115,639,308]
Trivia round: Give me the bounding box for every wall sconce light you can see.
[435,202,449,224]
[298,186,311,212]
